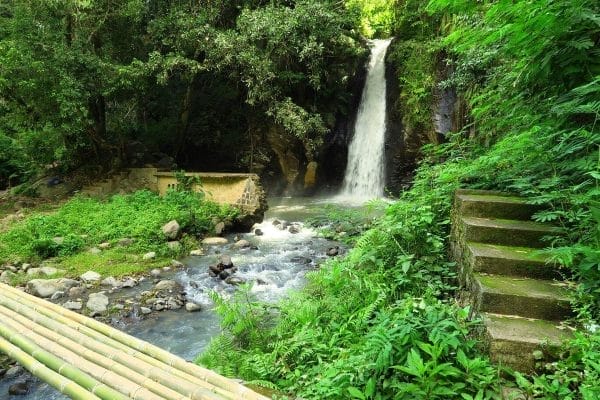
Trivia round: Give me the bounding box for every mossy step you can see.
[467,242,561,279]
[456,193,540,221]
[484,313,572,372]
[461,217,562,248]
[473,273,572,320]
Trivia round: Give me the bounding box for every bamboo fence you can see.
[0,282,271,400]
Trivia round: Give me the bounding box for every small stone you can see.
[112,304,125,310]
[98,242,111,250]
[89,247,102,255]
[214,221,226,235]
[5,366,24,377]
[0,270,16,283]
[218,255,233,269]
[209,265,222,275]
[171,259,184,268]
[9,381,29,396]
[118,238,135,247]
[190,249,204,256]
[68,286,85,298]
[162,220,180,240]
[63,301,83,311]
[154,302,165,311]
[121,277,137,288]
[140,307,152,315]
[87,292,109,316]
[80,271,102,283]
[201,237,228,245]
[272,219,281,226]
[254,229,264,236]
[167,241,181,251]
[288,226,300,234]
[327,247,340,257]
[167,297,182,310]
[162,266,171,272]
[50,291,65,300]
[101,276,120,288]
[150,269,162,278]
[185,302,202,312]
[154,280,180,292]
[233,239,251,249]
[143,251,156,260]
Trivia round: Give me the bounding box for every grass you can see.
[0,189,237,282]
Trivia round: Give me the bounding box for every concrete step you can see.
[461,217,562,248]
[473,273,572,321]
[467,242,562,279]
[484,313,572,372]
[456,193,540,220]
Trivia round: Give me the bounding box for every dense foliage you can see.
[0,1,366,189]
[200,0,600,399]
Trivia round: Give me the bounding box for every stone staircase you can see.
[451,189,573,372]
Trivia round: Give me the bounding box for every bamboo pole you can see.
[0,307,180,400]
[0,320,130,400]
[1,283,269,400]
[0,336,102,400]
[0,293,225,400]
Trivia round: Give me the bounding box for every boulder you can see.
[0,270,16,283]
[217,255,234,269]
[121,277,137,288]
[68,286,85,298]
[150,269,162,278]
[80,271,102,283]
[288,225,300,234]
[233,239,251,249]
[154,280,181,292]
[86,292,109,316]
[162,220,180,240]
[254,229,264,236]
[201,237,228,245]
[171,260,184,268]
[27,278,78,298]
[214,221,226,235]
[101,276,120,288]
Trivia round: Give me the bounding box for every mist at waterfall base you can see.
[337,39,392,204]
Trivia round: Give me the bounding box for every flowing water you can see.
[340,39,392,202]
[1,197,347,399]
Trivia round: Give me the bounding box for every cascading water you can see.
[340,39,392,201]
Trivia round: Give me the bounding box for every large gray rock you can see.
[0,270,16,283]
[27,279,79,298]
[80,271,101,283]
[154,280,181,292]
[162,220,180,240]
[87,292,109,315]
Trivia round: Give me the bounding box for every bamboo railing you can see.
[0,282,270,400]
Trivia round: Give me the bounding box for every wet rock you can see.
[190,249,204,256]
[150,269,162,278]
[9,380,30,396]
[80,271,101,283]
[50,291,65,300]
[255,279,268,285]
[290,256,312,265]
[288,225,300,234]
[101,276,120,288]
[171,260,184,268]
[63,301,82,311]
[202,237,228,245]
[162,220,180,240]
[185,302,202,312]
[143,252,156,260]
[27,278,79,298]
[218,255,234,269]
[118,238,134,247]
[167,297,182,310]
[214,221,226,235]
[233,239,251,249]
[98,242,111,250]
[154,280,181,292]
[272,219,281,226]
[254,228,264,236]
[218,270,231,280]
[209,265,222,275]
[167,241,181,251]
[87,292,109,316]
[121,277,137,288]
[225,276,246,286]
[140,307,152,315]
[89,247,102,255]
[327,247,340,257]
[5,366,24,378]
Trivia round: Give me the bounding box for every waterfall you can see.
[340,39,391,201]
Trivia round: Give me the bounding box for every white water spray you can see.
[340,39,392,201]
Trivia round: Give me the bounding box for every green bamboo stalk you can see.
[0,336,101,400]
[1,283,269,400]
[0,319,130,400]
[0,304,191,400]
[0,295,226,400]
[0,309,173,400]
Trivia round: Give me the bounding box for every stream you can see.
[0,197,349,400]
